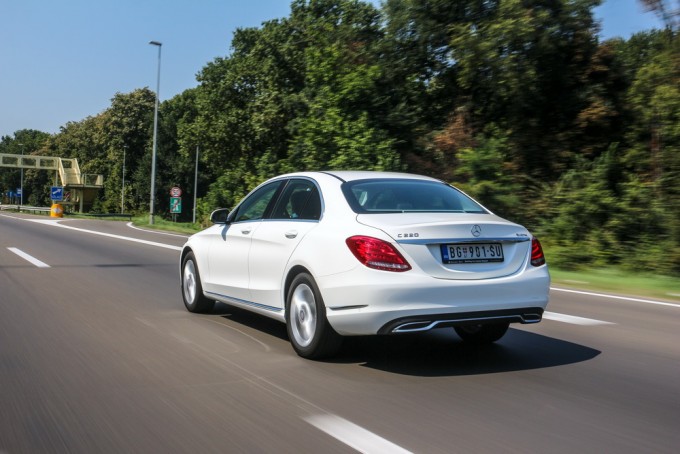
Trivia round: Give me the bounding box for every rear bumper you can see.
[377,307,544,334]
[318,264,550,336]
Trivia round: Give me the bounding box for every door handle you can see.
[285,230,298,239]
[241,228,252,235]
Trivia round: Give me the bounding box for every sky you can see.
[0,0,665,139]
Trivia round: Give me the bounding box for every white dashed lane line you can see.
[305,414,413,454]
[543,311,614,326]
[7,247,50,268]
[551,287,680,309]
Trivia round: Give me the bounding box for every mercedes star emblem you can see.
[471,225,482,237]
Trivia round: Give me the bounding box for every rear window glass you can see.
[341,179,487,214]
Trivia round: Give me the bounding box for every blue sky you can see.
[0,0,664,139]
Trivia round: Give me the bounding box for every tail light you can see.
[531,237,546,267]
[346,236,412,272]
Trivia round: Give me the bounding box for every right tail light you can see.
[531,237,546,267]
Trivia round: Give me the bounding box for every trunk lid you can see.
[357,213,532,280]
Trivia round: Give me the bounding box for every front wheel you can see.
[181,252,215,313]
[454,323,509,345]
[286,273,342,359]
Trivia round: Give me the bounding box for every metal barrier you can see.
[1,205,132,220]
[0,205,51,214]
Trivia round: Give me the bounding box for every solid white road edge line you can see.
[305,414,412,454]
[551,287,680,309]
[12,217,182,251]
[55,224,182,251]
[7,247,50,268]
[543,311,614,326]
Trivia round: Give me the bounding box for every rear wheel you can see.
[454,323,509,345]
[181,252,215,313]
[286,273,342,359]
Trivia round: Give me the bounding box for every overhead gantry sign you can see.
[0,153,104,212]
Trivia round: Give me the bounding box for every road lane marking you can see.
[5,216,182,251]
[543,311,614,326]
[7,247,50,268]
[305,414,412,454]
[49,224,183,251]
[551,287,680,309]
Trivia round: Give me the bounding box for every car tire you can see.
[286,273,342,359]
[454,323,509,344]
[181,252,215,313]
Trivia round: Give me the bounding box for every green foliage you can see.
[451,129,522,221]
[0,130,51,204]
[2,1,678,276]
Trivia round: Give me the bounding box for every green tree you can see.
[0,130,51,204]
[287,0,400,171]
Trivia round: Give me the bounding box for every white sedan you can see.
[180,171,550,359]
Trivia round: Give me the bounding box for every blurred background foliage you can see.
[1,0,678,275]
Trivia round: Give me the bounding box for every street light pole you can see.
[193,145,199,224]
[18,143,24,206]
[149,40,162,225]
[121,145,126,214]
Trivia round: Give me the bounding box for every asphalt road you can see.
[1,213,678,453]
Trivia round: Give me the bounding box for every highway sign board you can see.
[51,186,64,201]
[170,197,182,214]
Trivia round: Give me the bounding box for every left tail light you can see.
[531,237,546,267]
[346,236,412,272]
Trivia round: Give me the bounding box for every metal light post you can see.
[193,145,199,224]
[149,40,162,225]
[121,145,126,214]
[18,143,24,206]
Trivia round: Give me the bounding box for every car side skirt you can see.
[205,291,285,321]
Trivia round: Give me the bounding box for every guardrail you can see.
[0,205,132,221]
[0,205,51,214]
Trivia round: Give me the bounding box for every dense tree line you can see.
[1,0,678,274]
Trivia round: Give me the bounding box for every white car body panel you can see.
[205,221,257,302]
[356,212,532,279]
[249,219,318,309]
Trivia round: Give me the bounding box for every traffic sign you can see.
[170,186,182,197]
[16,188,22,196]
[51,186,64,201]
[170,197,182,214]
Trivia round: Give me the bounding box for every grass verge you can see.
[130,216,202,235]
[550,267,680,302]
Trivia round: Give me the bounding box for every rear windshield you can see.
[341,179,488,214]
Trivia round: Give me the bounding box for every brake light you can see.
[531,237,546,267]
[346,236,412,272]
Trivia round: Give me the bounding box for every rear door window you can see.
[271,179,322,221]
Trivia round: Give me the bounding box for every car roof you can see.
[289,170,441,183]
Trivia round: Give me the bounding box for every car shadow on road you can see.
[333,329,601,377]
[210,303,600,377]
[213,302,289,341]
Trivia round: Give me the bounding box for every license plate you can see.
[441,243,504,264]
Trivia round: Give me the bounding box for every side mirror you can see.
[210,208,230,224]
